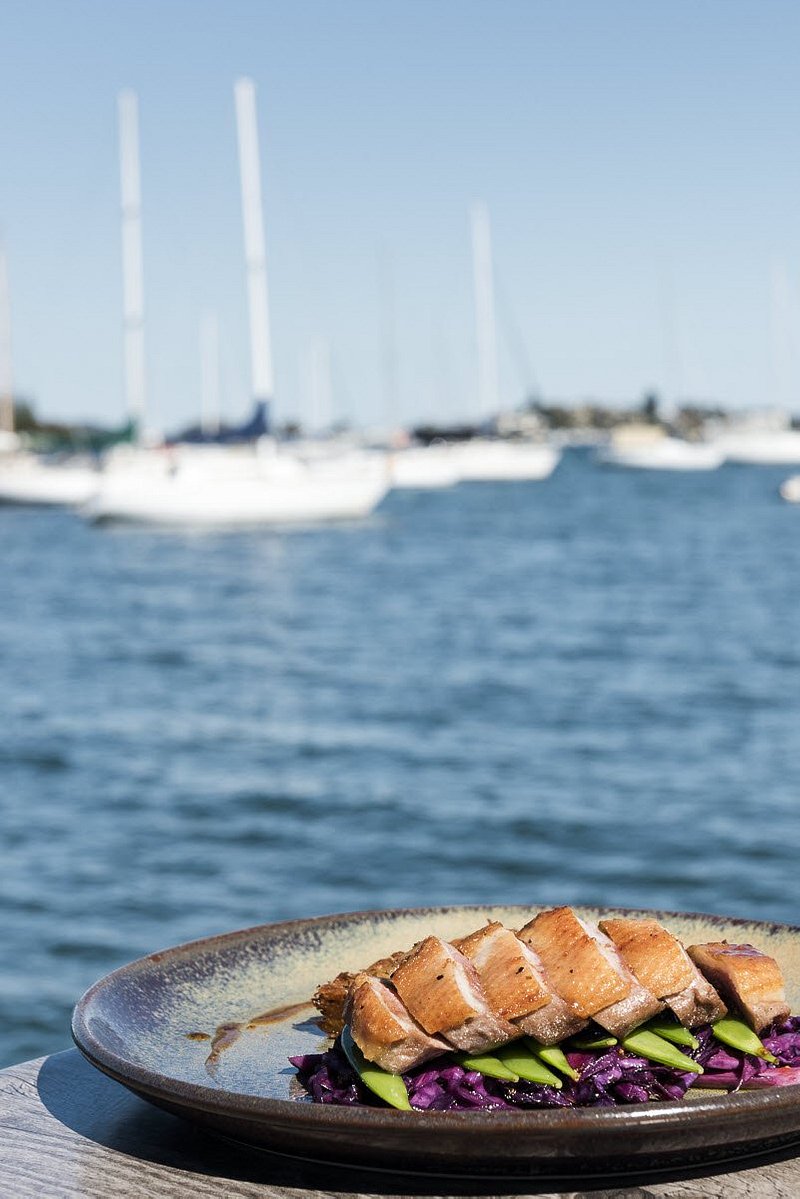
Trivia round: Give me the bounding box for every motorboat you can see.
[449,438,560,482]
[715,429,800,466]
[595,426,723,471]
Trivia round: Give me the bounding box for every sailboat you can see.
[87,80,387,527]
[0,242,100,506]
[449,203,560,483]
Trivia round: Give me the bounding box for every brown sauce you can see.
[202,1000,315,1075]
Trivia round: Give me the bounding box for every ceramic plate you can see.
[72,905,800,1181]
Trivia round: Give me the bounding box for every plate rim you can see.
[71,903,800,1140]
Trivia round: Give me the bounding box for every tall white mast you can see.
[309,338,332,433]
[0,242,13,434]
[118,90,146,431]
[234,77,274,422]
[200,312,221,434]
[470,201,499,419]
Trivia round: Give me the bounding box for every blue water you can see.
[2,451,799,1066]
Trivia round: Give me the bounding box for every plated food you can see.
[293,906,800,1111]
[71,906,800,1176]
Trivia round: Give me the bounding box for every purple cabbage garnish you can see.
[291,1015,800,1112]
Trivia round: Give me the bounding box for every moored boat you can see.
[596,427,723,471]
[450,438,561,482]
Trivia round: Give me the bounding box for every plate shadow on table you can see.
[37,1050,800,1197]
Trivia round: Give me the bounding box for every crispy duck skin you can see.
[390,935,519,1052]
[344,973,448,1073]
[455,922,552,1021]
[585,924,665,1036]
[511,938,589,1044]
[312,950,408,1036]
[600,916,727,1029]
[687,942,789,1033]
[599,918,696,998]
[455,920,590,1043]
[517,907,631,1019]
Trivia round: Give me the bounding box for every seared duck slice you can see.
[687,942,789,1033]
[455,922,550,1022]
[599,917,695,998]
[457,920,587,1043]
[599,916,726,1029]
[518,907,631,1018]
[666,969,728,1029]
[313,950,409,1036]
[581,923,663,1036]
[512,942,589,1044]
[520,907,661,1036]
[391,935,517,1052]
[344,973,448,1073]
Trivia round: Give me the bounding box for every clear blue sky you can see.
[3,0,800,431]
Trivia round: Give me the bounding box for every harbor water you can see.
[1,450,799,1066]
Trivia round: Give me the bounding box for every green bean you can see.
[341,1026,412,1109]
[453,1052,520,1082]
[495,1042,563,1087]
[621,1028,704,1074]
[525,1039,580,1081]
[643,1018,700,1050]
[570,1033,618,1050]
[711,1017,778,1064]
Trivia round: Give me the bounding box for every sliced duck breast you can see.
[344,973,448,1073]
[313,950,409,1036]
[687,942,789,1033]
[518,907,631,1018]
[599,918,695,998]
[666,969,728,1029]
[519,907,661,1036]
[599,916,727,1029]
[390,935,518,1053]
[511,937,589,1044]
[455,922,551,1021]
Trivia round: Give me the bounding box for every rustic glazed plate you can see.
[72,905,800,1180]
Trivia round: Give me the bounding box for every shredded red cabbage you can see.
[290,1016,800,1111]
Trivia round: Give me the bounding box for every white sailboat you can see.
[452,203,560,483]
[388,443,459,489]
[88,79,387,527]
[0,242,99,506]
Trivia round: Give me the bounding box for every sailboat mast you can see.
[0,243,13,434]
[234,77,274,426]
[200,312,221,435]
[309,338,333,433]
[118,90,146,433]
[470,201,499,419]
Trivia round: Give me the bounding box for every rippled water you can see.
[2,451,799,1065]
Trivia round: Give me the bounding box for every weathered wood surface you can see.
[1,1052,800,1198]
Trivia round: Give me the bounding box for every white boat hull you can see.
[717,431,800,465]
[0,456,99,506]
[596,439,723,471]
[450,440,560,482]
[84,446,388,526]
[389,447,458,490]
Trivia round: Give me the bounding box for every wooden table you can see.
[2,1051,800,1197]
